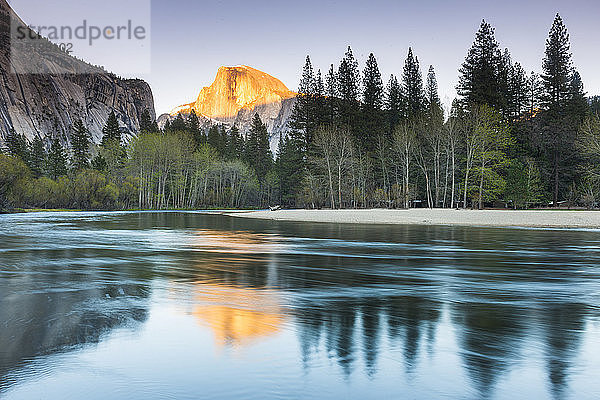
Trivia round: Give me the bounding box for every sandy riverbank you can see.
[226,209,600,229]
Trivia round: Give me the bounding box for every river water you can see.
[0,211,599,399]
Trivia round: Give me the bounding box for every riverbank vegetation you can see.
[1,14,600,211]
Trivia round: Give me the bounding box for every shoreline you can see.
[226,209,600,229]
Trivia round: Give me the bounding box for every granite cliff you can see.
[0,0,155,146]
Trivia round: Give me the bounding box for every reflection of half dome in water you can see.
[190,230,286,255]
[192,284,285,347]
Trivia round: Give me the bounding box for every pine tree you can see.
[169,113,187,132]
[71,119,90,170]
[385,74,404,133]
[276,134,304,206]
[509,62,529,118]
[47,137,67,179]
[325,64,338,123]
[29,136,46,177]
[288,56,316,153]
[337,46,361,129]
[567,70,589,120]
[402,48,425,119]
[139,109,158,133]
[527,72,543,114]
[6,128,29,163]
[227,126,244,160]
[361,52,385,150]
[540,13,578,206]
[101,112,122,145]
[208,125,222,153]
[187,110,203,147]
[542,14,573,111]
[425,65,440,108]
[245,114,272,183]
[457,20,504,109]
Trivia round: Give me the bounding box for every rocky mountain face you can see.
[0,0,155,146]
[159,65,297,152]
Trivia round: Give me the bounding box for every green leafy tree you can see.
[505,158,544,209]
[471,105,514,209]
[0,154,30,210]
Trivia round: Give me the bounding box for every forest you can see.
[2,14,600,211]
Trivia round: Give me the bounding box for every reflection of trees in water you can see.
[293,295,442,379]
[0,246,151,391]
[540,303,587,400]
[451,302,527,399]
[386,296,441,374]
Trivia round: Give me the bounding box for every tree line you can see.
[277,14,597,210]
[2,13,600,211]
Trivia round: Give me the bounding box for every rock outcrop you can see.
[0,0,155,146]
[160,65,297,152]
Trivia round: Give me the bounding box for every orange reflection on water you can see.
[190,229,285,255]
[192,284,285,347]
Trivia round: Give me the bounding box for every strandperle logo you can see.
[9,0,151,75]
[15,20,147,51]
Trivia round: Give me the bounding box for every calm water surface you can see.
[0,211,599,399]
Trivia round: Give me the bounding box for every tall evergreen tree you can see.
[139,109,158,133]
[29,136,46,178]
[509,62,529,118]
[187,110,204,147]
[402,48,425,119]
[5,128,29,163]
[542,14,573,111]
[325,64,338,123]
[567,70,588,119]
[169,113,187,132]
[288,56,316,154]
[337,47,361,130]
[361,53,385,150]
[527,72,543,114]
[276,135,304,206]
[227,126,244,160]
[101,112,122,145]
[385,74,404,133]
[207,125,223,153]
[457,20,504,109]
[71,119,91,170]
[425,65,440,108]
[245,114,273,182]
[539,13,579,206]
[47,137,67,179]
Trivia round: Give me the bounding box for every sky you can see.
[24,0,600,115]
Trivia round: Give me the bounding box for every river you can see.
[0,211,599,399]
